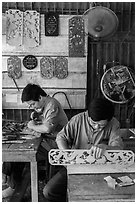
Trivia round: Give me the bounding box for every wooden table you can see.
[48,145,135,202]
[2,137,42,202]
[67,165,135,202]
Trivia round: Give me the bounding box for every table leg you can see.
[30,162,38,202]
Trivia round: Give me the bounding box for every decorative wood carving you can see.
[69,16,85,57]
[6,9,23,46]
[45,12,59,36]
[101,66,135,104]
[40,56,54,79]
[5,9,40,47]
[49,149,134,167]
[23,10,40,47]
[54,57,68,79]
[23,55,38,70]
[7,56,22,79]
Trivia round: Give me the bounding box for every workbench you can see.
[2,137,42,202]
[65,141,135,202]
[48,146,135,202]
[67,171,135,202]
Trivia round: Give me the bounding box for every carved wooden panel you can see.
[23,10,40,48]
[23,55,38,70]
[40,56,54,79]
[7,56,22,79]
[5,9,40,48]
[54,57,68,79]
[69,16,85,57]
[49,149,134,167]
[45,12,59,36]
[100,66,135,104]
[6,9,23,46]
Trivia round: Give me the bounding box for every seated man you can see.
[2,83,68,198]
[43,98,123,202]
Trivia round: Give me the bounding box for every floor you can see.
[2,171,47,202]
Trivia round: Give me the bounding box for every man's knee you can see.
[42,168,67,201]
[43,184,67,202]
[43,184,51,198]
[43,183,59,202]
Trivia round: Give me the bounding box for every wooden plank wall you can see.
[87,2,135,128]
[2,14,87,110]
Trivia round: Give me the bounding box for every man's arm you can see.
[90,118,123,159]
[56,121,74,149]
[27,104,60,134]
[27,120,54,133]
[90,143,122,159]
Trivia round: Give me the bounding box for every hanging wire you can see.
[61,2,64,15]
[53,2,56,12]
[52,92,72,109]
[89,2,95,8]
[76,2,79,15]
[22,2,25,12]
[68,2,71,15]
[119,22,135,47]
[12,77,20,91]
[37,2,41,13]
[15,2,17,9]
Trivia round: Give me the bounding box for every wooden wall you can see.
[87,2,135,128]
[2,14,87,110]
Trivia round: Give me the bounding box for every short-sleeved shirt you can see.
[40,96,68,149]
[56,111,123,149]
[40,96,68,134]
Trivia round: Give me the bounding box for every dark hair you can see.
[21,84,47,102]
[88,98,114,121]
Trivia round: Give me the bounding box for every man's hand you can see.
[27,120,35,130]
[90,144,107,159]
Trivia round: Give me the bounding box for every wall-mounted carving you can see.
[100,66,135,104]
[69,16,85,57]
[6,9,23,46]
[6,9,40,48]
[45,12,59,36]
[23,10,40,48]
[23,55,38,70]
[7,56,22,79]
[54,57,68,79]
[40,56,54,79]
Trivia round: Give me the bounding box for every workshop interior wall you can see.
[2,2,135,127]
[2,14,87,111]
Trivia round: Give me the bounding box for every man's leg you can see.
[2,162,26,198]
[37,143,61,181]
[43,167,67,202]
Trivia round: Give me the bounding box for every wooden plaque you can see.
[23,55,38,70]
[23,10,40,48]
[6,9,23,46]
[7,56,22,79]
[54,57,68,79]
[40,56,54,79]
[100,66,135,104]
[45,12,59,36]
[69,16,85,57]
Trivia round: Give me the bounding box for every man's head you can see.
[88,98,114,123]
[21,84,47,111]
